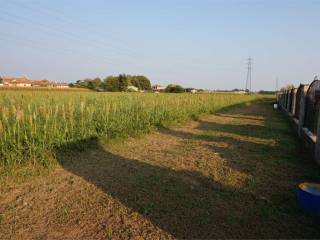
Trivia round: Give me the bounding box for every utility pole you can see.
[245,57,252,93]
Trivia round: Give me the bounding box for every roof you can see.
[2,76,29,83]
[53,82,68,86]
[32,80,50,85]
[1,76,68,86]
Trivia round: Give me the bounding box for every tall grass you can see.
[0,91,258,168]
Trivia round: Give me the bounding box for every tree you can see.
[118,74,129,92]
[127,75,151,90]
[136,75,151,90]
[129,76,141,90]
[75,78,91,88]
[87,77,102,90]
[165,84,185,93]
[74,74,152,92]
[74,77,102,90]
[104,76,120,92]
[0,77,3,84]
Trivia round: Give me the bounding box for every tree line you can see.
[71,74,152,92]
[71,74,188,93]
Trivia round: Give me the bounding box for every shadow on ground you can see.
[58,99,320,239]
[59,138,252,239]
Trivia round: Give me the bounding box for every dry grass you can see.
[1,98,320,239]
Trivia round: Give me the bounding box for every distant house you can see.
[53,82,69,88]
[31,80,51,87]
[0,76,69,88]
[2,77,32,87]
[185,88,197,93]
[152,84,165,91]
[127,85,139,92]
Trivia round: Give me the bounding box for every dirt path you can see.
[1,99,320,239]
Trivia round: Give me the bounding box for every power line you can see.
[0,11,134,62]
[0,34,115,67]
[5,0,193,74]
[6,0,140,57]
[0,1,192,78]
[0,8,174,75]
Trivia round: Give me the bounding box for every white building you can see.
[152,84,165,91]
[127,85,139,92]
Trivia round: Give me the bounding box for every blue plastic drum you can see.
[298,182,320,216]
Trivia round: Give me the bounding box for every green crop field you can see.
[0,91,258,171]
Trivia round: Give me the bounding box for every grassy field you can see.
[0,91,258,173]
[1,98,320,239]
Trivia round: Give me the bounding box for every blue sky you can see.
[0,0,319,90]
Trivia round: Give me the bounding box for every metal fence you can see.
[294,85,304,119]
[277,80,320,163]
[277,80,320,135]
[304,80,320,135]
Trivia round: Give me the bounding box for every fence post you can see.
[284,91,287,110]
[292,89,297,115]
[278,93,281,107]
[287,91,291,112]
[298,88,307,136]
[315,113,320,164]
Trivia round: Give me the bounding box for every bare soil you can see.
[1,99,320,239]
